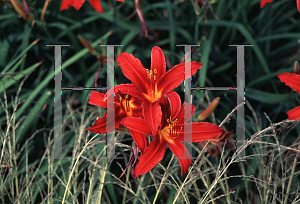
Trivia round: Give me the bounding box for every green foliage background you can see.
[0,0,300,203]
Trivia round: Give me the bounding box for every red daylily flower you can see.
[122,93,224,178]
[278,73,300,120]
[88,90,143,129]
[260,0,300,13]
[60,0,124,13]
[87,91,148,152]
[106,46,203,136]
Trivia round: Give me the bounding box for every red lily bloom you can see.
[106,46,203,136]
[60,0,124,13]
[260,0,300,13]
[278,73,300,120]
[87,91,142,133]
[122,93,224,178]
[87,91,148,152]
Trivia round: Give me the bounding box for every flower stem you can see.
[97,159,108,204]
[153,154,175,204]
[283,142,300,204]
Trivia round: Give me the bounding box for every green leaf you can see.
[246,88,299,104]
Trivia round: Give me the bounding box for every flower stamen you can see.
[118,94,131,112]
[145,69,159,102]
[167,117,182,138]
[124,94,130,112]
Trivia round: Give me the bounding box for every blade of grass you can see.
[198,40,211,101]
[1,39,40,74]
[0,61,42,93]
[198,19,278,93]
[166,0,175,65]
[246,88,299,104]
[152,154,174,204]
[14,31,112,131]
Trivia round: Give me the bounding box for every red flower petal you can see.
[278,73,300,93]
[87,110,123,134]
[128,129,147,153]
[73,0,85,10]
[260,0,273,8]
[88,91,107,108]
[122,117,152,136]
[87,114,107,134]
[60,0,72,11]
[158,61,202,96]
[117,52,148,94]
[166,91,181,120]
[134,136,166,178]
[287,106,300,120]
[60,0,84,11]
[297,0,300,13]
[176,122,223,142]
[165,139,191,175]
[132,108,143,118]
[150,47,166,80]
[89,0,103,13]
[176,102,195,124]
[106,108,120,132]
[158,96,170,124]
[105,84,146,101]
[142,101,162,136]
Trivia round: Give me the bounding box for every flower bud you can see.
[78,35,99,56]
[197,97,220,121]
[11,0,34,21]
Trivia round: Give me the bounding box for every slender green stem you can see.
[153,154,174,204]
[123,149,133,204]
[62,134,100,203]
[283,142,300,204]
[13,107,20,204]
[133,174,145,204]
[86,166,96,203]
[172,143,209,204]
[97,159,108,204]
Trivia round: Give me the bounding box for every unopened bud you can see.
[10,0,34,21]
[197,97,220,121]
[78,35,99,56]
